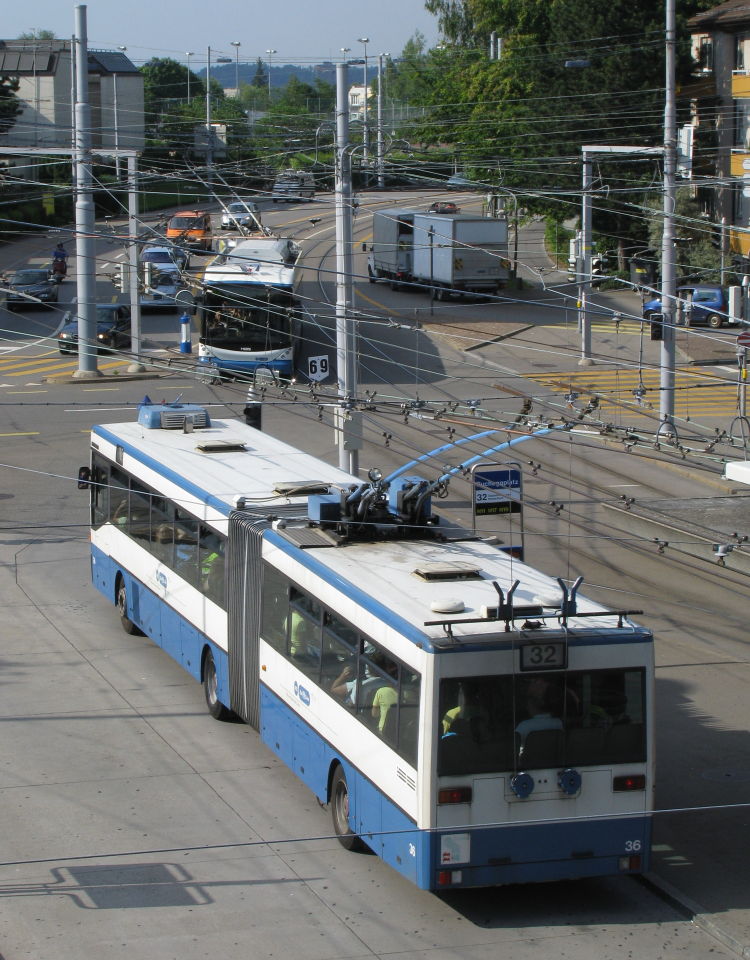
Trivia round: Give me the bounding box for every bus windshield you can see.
[200,286,296,352]
[438,668,645,776]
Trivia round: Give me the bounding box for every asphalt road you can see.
[0,193,748,959]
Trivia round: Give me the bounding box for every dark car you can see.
[428,201,461,215]
[5,268,59,309]
[642,285,734,329]
[57,304,131,354]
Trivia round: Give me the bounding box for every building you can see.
[687,0,750,262]
[0,40,144,159]
[348,83,373,123]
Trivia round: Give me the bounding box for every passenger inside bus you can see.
[371,659,399,733]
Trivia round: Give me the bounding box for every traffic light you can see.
[649,312,664,341]
[111,263,129,292]
[591,255,607,288]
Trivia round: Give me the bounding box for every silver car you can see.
[221,201,261,230]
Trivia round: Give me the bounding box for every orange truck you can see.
[166,210,212,251]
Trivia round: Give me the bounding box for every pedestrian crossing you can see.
[529,365,741,419]
[0,350,130,383]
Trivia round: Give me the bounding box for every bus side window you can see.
[199,526,225,605]
[323,612,358,707]
[288,587,322,681]
[174,509,199,585]
[261,564,289,654]
[397,672,421,765]
[151,497,173,566]
[109,466,130,528]
[128,480,152,545]
[91,457,110,529]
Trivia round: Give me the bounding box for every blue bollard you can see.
[179,312,192,354]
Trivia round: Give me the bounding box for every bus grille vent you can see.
[397,768,416,791]
[160,409,210,430]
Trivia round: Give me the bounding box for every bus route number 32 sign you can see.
[473,467,522,517]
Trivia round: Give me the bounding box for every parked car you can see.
[5,268,59,309]
[141,244,190,271]
[221,201,261,230]
[427,201,461,215]
[642,285,735,329]
[165,210,212,251]
[57,304,131,354]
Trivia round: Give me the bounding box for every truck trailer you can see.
[367,209,509,297]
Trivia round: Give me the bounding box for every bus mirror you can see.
[77,465,91,489]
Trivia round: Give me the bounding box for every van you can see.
[166,210,212,251]
[271,170,315,203]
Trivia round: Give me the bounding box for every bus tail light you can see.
[619,854,642,872]
[438,786,472,805]
[437,869,463,886]
[613,774,646,792]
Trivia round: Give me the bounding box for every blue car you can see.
[642,285,734,329]
[57,304,131,354]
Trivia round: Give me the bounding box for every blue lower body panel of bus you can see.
[198,355,294,377]
[91,547,231,707]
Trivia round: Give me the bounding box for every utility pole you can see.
[127,153,144,373]
[659,0,677,432]
[377,54,385,189]
[335,62,361,476]
[73,3,99,379]
[206,46,213,188]
[578,150,593,365]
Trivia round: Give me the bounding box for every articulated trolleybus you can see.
[197,237,302,382]
[83,401,654,891]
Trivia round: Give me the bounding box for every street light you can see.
[266,49,277,98]
[230,40,241,94]
[113,45,127,181]
[340,47,351,60]
[357,37,369,161]
[185,51,195,102]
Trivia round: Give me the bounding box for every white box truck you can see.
[411,214,509,298]
[367,208,419,289]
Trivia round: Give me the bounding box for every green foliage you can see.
[16,28,56,41]
[645,187,722,283]
[141,57,205,127]
[251,57,267,89]
[0,75,21,134]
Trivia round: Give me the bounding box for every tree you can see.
[17,28,56,41]
[140,57,205,129]
[251,58,267,89]
[0,76,22,135]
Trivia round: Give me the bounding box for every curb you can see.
[641,872,750,959]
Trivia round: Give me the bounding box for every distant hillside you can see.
[199,61,336,90]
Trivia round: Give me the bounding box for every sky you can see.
[4,0,439,67]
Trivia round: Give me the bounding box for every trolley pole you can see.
[73,4,99,379]
[335,62,361,476]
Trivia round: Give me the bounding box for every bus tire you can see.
[331,765,362,850]
[203,648,232,721]
[116,577,141,635]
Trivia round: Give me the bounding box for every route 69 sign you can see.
[307,355,330,383]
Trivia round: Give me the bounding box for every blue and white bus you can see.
[81,401,654,890]
[196,237,302,382]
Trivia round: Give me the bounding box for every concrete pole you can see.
[73,4,100,379]
[127,153,144,373]
[578,149,593,365]
[113,72,121,181]
[659,0,677,429]
[335,62,359,475]
[377,54,384,190]
[206,46,213,186]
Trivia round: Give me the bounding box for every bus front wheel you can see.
[203,649,232,721]
[331,766,362,850]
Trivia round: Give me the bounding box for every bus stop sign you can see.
[473,467,522,516]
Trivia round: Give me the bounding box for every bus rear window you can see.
[438,669,645,776]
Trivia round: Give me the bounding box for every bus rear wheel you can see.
[116,578,141,635]
[331,766,362,850]
[203,649,232,721]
